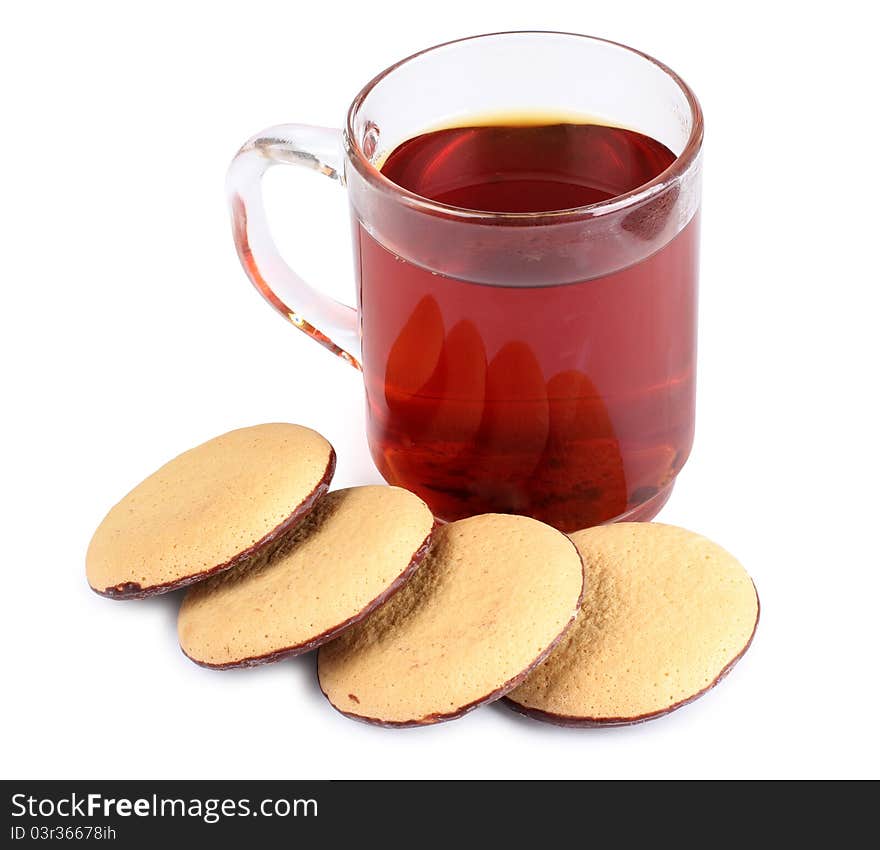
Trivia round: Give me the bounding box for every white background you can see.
[3,1,878,780]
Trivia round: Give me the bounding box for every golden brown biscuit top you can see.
[508,522,759,723]
[318,513,585,725]
[178,485,435,666]
[87,423,334,596]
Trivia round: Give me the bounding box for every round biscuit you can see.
[178,486,435,667]
[505,522,759,726]
[317,513,585,726]
[86,423,335,598]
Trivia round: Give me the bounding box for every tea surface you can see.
[381,121,674,212]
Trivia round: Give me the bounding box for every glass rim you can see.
[344,30,704,223]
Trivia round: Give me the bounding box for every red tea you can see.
[354,120,698,530]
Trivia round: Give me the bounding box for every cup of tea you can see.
[227,31,703,531]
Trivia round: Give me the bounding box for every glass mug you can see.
[227,31,703,532]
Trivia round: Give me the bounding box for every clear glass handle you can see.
[226,124,360,369]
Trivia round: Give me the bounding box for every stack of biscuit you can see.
[87,423,759,727]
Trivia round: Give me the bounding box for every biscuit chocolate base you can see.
[182,520,438,669]
[503,586,760,728]
[91,449,336,600]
